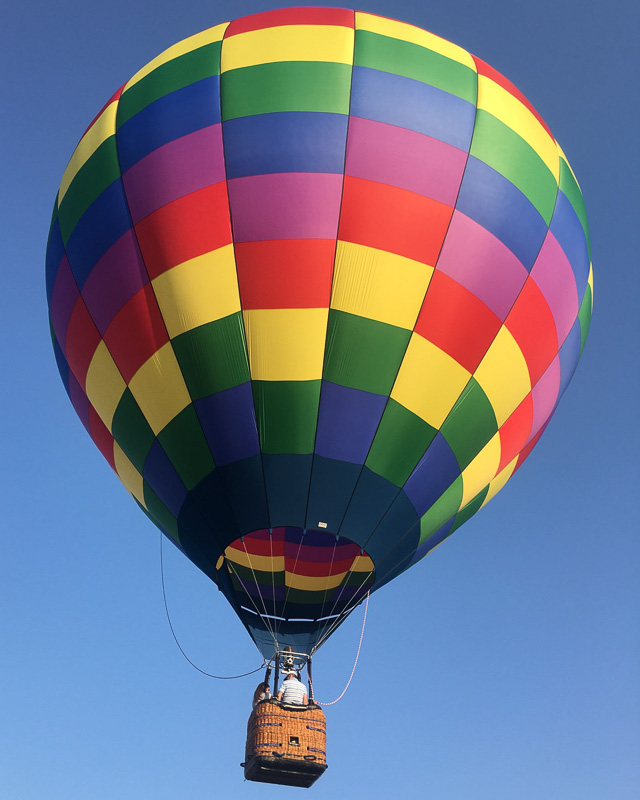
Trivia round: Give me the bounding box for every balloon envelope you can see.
[46,7,593,659]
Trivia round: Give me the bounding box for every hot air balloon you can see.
[46,6,592,786]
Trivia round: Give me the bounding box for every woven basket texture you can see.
[246,702,327,764]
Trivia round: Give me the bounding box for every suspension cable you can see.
[311,591,369,706]
[160,535,267,679]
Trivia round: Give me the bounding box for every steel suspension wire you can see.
[160,535,267,679]
[311,591,370,705]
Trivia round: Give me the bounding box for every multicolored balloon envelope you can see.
[46,7,593,659]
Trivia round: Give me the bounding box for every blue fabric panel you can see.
[339,467,400,544]
[65,179,132,289]
[350,66,475,151]
[143,439,188,516]
[558,317,582,399]
[314,382,387,464]
[550,190,591,299]
[263,454,313,528]
[403,432,461,516]
[46,216,65,302]
[222,112,348,178]
[116,77,221,172]
[179,471,241,555]
[456,156,548,270]
[363,492,420,568]
[195,383,260,466]
[52,335,70,393]
[218,456,270,535]
[305,456,362,535]
[415,517,456,561]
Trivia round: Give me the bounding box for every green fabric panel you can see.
[117,42,223,126]
[578,281,593,355]
[448,486,489,534]
[111,389,156,471]
[559,156,591,259]
[171,313,250,399]
[253,380,321,454]
[323,310,411,395]
[354,30,476,102]
[157,405,216,490]
[143,482,180,542]
[135,497,181,544]
[441,377,498,471]
[365,398,437,486]
[58,139,120,243]
[419,475,463,544]
[470,110,558,224]
[229,563,286,587]
[220,62,352,119]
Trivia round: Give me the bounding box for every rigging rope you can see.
[311,591,370,706]
[160,535,267,679]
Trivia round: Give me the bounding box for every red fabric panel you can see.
[506,278,558,385]
[102,284,169,383]
[285,555,363,578]
[415,270,502,372]
[498,393,534,473]
[89,405,116,470]
[224,7,354,36]
[65,297,102,390]
[338,176,453,265]
[235,239,335,309]
[473,57,554,140]
[134,183,232,279]
[513,421,548,473]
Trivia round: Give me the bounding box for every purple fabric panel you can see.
[404,432,460,516]
[529,355,560,443]
[50,256,79,347]
[314,382,387,464]
[530,231,579,345]
[122,125,225,223]
[195,383,260,466]
[238,581,287,602]
[227,173,343,241]
[436,211,529,320]
[345,116,466,206]
[68,370,91,432]
[80,230,149,334]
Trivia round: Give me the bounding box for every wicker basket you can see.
[243,700,328,787]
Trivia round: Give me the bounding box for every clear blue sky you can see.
[2,1,638,798]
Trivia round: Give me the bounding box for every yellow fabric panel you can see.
[226,549,285,572]
[355,12,474,68]
[391,335,471,428]
[243,308,328,381]
[557,142,580,188]
[125,23,229,90]
[128,342,191,434]
[350,554,374,573]
[221,24,355,72]
[481,457,518,508]
[475,326,531,427]
[459,434,501,508]
[152,245,241,338]
[331,241,433,329]
[85,341,126,429]
[477,75,559,181]
[114,444,146,506]
[587,264,594,307]
[285,571,351,592]
[59,102,118,203]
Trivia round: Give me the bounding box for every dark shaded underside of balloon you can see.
[46,7,592,660]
